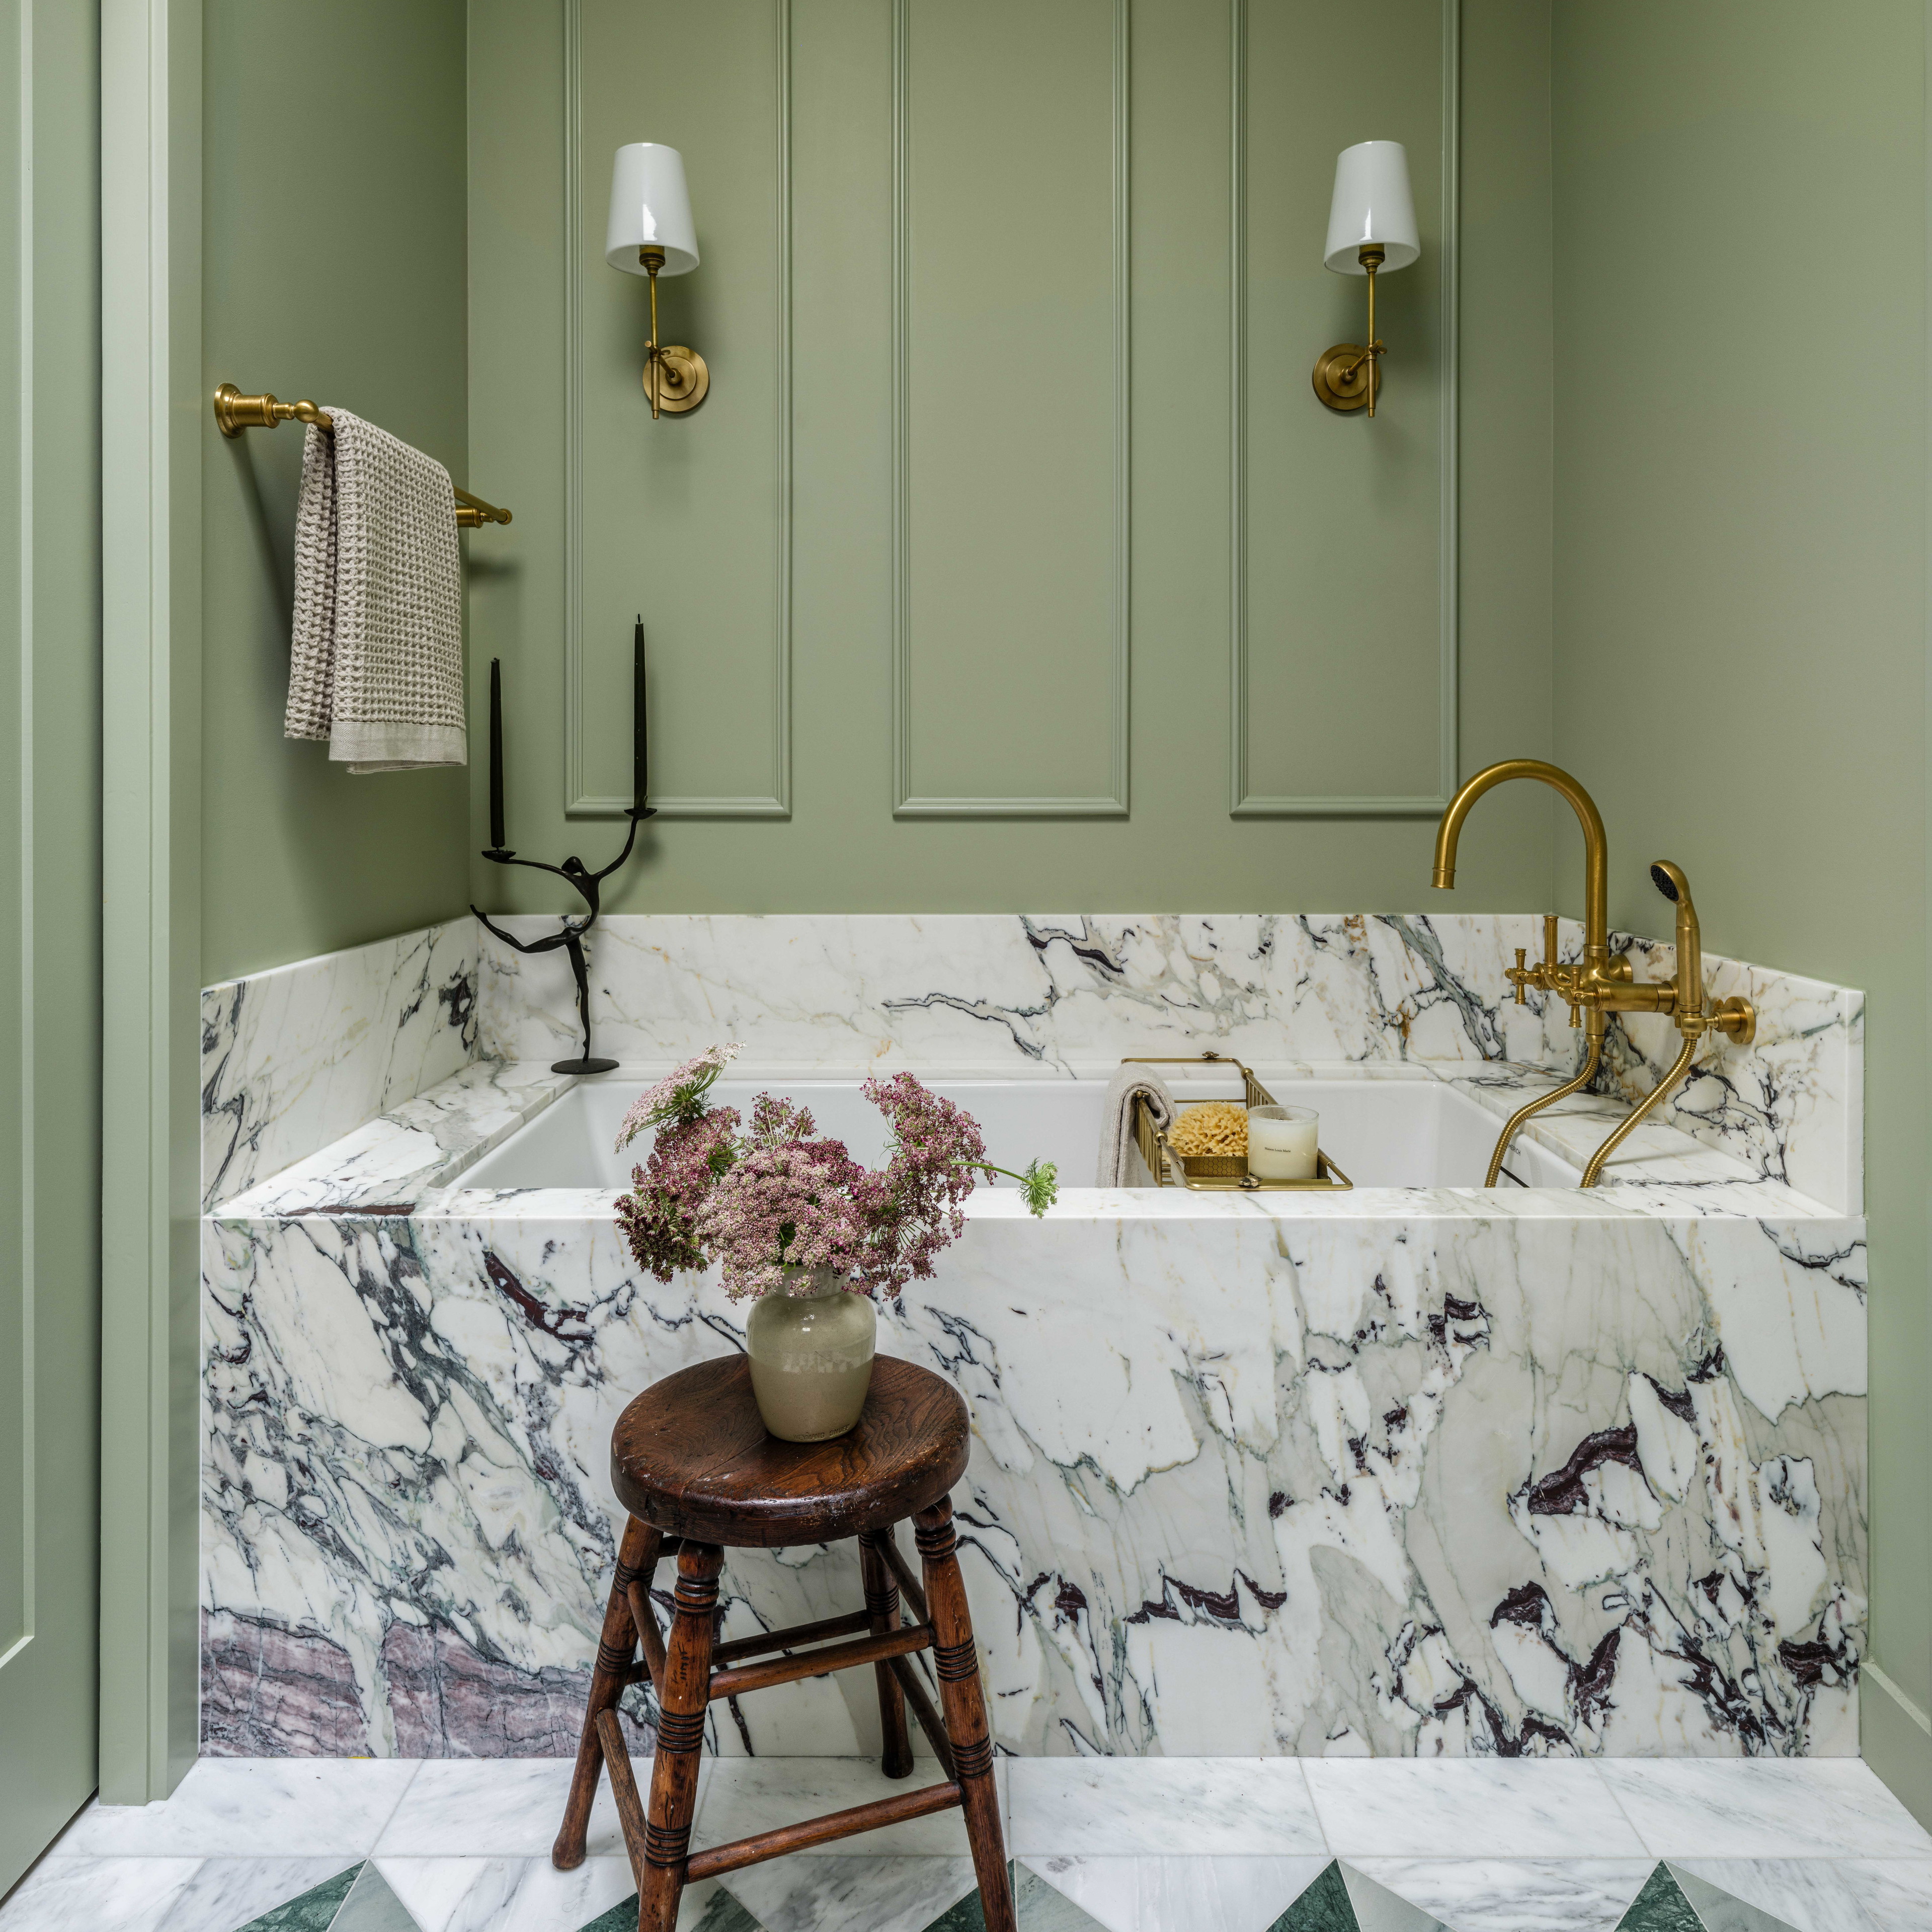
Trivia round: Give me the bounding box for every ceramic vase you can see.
[745,1266,877,1441]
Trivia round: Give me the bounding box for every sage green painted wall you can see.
[1550,0,1931,1814]
[467,0,1557,917]
[0,0,102,1881]
[200,0,471,984]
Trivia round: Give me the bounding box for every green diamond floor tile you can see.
[233,1864,365,1932]
[1666,1866,1801,1932]
[1616,1865,1708,1932]
[1268,1862,1356,1932]
[330,1864,421,1932]
[1264,1863,1450,1932]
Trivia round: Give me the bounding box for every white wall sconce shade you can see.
[604,143,708,417]
[605,142,699,276]
[1312,140,1419,416]
[1323,140,1419,274]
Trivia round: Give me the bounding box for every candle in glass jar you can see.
[1247,1105,1319,1180]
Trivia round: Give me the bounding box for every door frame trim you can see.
[98,0,201,1803]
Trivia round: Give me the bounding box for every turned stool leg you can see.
[859,1527,915,1779]
[636,1540,722,1932]
[554,1516,659,1870]
[915,1500,1015,1932]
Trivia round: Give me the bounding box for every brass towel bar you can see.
[212,383,512,528]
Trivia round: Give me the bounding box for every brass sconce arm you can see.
[1313,246,1389,415]
[636,245,708,420]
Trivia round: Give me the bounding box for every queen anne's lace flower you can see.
[614,1049,1059,1301]
[615,1042,744,1150]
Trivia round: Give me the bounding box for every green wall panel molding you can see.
[564,0,792,821]
[1548,0,1928,1820]
[199,0,472,982]
[469,0,1556,917]
[1229,0,1460,819]
[891,0,1131,818]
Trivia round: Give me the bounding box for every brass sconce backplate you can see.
[645,346,709,415]
[1312,343,1377,413]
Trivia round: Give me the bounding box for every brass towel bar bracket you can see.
[213,383,512,528]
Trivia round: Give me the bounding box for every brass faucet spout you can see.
[1432,760,1610,963]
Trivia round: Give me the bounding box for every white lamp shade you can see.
[605,143,699,276]
[1323,140,1419,274]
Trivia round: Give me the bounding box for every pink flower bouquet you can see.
[615,1054,1057,1301]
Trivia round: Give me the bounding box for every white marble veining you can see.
[1597,1757,1932,1860]
[475,913,1561,1071]
[1343,1860,1653,1932]
[372,1758,655,1861]
[60,1757,421,1857]
[375,1856,667,1932]
[203,919,479,1209]
[1302,1759,1648,1859]
[1007,1759,1325,1856]
[720,1856,980,1932]
[1018,1856,1335,1932]
[219,1059,575,1217]
[156,1858,363,1931]
[0,1859,205,1932]
[1670,1859,1932,1932]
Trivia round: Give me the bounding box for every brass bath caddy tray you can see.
[1123,1053,1352,1192]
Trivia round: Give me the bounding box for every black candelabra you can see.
[472,626,651,1075]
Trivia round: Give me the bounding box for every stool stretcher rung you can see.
[708,1623,931,1702]
[683,1780,964,1881]
[711,1608,872,1666]
[625,1579,667,1696]
[888,1652,954,1777]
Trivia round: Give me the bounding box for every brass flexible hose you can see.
[1484,1033,1602,1186]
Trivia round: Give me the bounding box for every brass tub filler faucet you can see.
[1431,760,1754,1187]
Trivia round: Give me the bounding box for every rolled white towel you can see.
[1097,1061,1176,1187]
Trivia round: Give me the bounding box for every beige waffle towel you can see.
[1097,1061,1176,1187]
[284,407,465,771]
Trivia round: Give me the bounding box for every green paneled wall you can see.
[467,0,1559,916]
[1551,0,1931,1817]
[200,0,471,984]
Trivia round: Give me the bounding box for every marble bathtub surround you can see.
[202,919,478,1210]
[204,1169,1864,1761]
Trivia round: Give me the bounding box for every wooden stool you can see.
[551,1354,1014,1932]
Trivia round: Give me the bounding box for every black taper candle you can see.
[633,615,648,815]
[488,658,506,851]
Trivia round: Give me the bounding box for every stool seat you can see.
[609,1354,970,1549]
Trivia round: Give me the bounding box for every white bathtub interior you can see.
[455,1073,1581,1192]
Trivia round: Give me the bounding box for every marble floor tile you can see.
[0,1857,204,1932]
[1346,1859,1656,1932]
[1597,1759,1932,1862]
[718,1855,980,1932]
[372,1760,665,1862]
[692,1759,1004,1858]
[1007,1759,1323,1857]
[152,1857,363,1931]
[376,1858,733,1932]
[1302,1760,1644,1861]
[334,1863,419,1932]
[1672,1858,1932,1932]
[60,1760,421,1859]
[1018,1854,1333,1932]
[1838,1860,1932,1931]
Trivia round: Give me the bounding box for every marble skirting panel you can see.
[1532,921,1864,1215]
[473,914,1564,1074]
[203,919,480,1210]
[201,1194,1865,1760]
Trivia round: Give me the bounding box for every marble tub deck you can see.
[13,1755,1931,1932]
